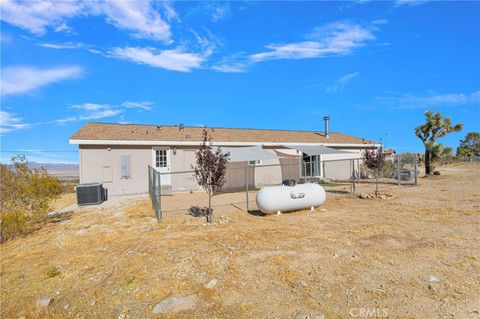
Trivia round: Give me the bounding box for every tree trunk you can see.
[424,149,431,175]
[207,191,212,223]
[375,171,379,197]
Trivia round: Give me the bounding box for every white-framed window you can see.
[302,154,321,177]
[155,149,168,168]
[249,160,262,166]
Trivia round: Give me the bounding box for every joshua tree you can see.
[415,111,463,175]
[192,129,229,223]
[456,132,480,161]
[363,147,385,197]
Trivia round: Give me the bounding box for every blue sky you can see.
[1,0,479,163]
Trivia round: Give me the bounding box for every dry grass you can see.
[50,193,77,211]
[1,163,479,318]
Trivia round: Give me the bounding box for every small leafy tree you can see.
[415,111,463,175]
[0,156,62,242]
[363,147,385,197]
[456,132,480,161]
[192,129,229,223]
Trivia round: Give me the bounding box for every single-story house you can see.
[70,120,379,195]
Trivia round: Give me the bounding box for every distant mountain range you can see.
[27,162,79,173]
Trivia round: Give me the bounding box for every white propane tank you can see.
[256,183,326,214]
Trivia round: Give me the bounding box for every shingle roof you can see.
[70,122,377,145]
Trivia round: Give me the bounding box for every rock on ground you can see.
[37,296,52,308]
[425,275,439,282]
[205,279,218,289]
[294,312,325,319]
[152,295,198,314]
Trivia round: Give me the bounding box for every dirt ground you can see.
[1,163,479,318]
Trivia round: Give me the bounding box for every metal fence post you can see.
[303,162,307,183]
[159,170,162,221]
[148,165,152,202]
[397,155,401,186]
[245,164,249,213]
[352,159,356,194]
[414,156,418,186]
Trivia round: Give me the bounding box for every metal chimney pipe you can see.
[179,124,184,132]
[323,116,330,138]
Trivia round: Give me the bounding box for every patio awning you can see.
[283,144,351,156]
[217,145,280,162]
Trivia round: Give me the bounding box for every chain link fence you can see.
[148,155,418,221]
[358,154,418,187]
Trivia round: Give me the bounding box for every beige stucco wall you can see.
[78,144,367,195]
[322,148,362,180]
[251,147,300,187]
[79,145,203,195]
[79,145,153,195]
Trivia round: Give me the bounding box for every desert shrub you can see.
[400,152,418,165]
[429,143,453,170]
[381,159,396,178]
[0,156,62,242]
[46,267,61,278]
[124,276,135,286]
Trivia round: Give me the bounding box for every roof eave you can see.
[69,139,380,148]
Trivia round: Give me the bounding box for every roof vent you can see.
[156,126,161,132]
[179,124,184,132]
[185,134,190,140]
[323,116,330,138]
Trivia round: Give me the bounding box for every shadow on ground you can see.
[247,210,268,217]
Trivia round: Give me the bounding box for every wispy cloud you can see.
[38,28,220,73]
[211,3,231,22]
[0,0,81,35]
[38,42,86,49]
[325,72,360,93]
[395,0,429,6]
[250,21,376,63]
[111,47,206,72]
[160,2,179,22]
[212,63,249,73]
[54,101,154,125]
[356,0,428,6]
[374,90,480,109]
[1,65,83,96]
[0,0,173,43]
[121,101,153,111]
[211,52,249,73]
[0,111,30,134]
[95,1,172,43]
[54,109,123,125]
[187,2,233,23]
[72,103,109,111]
[210,21,378,72]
